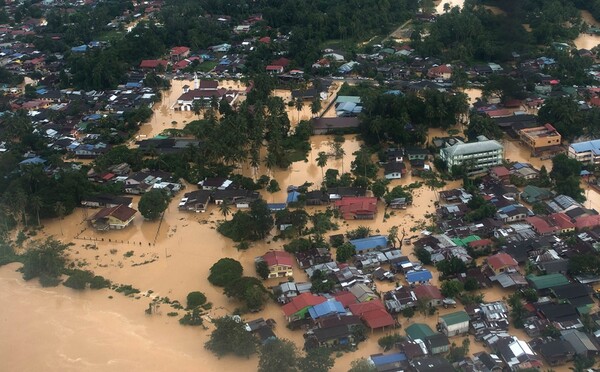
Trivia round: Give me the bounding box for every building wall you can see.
[441,146,504,175]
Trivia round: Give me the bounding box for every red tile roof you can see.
[334,197,377,219]
[282,293,326,317]
[575,215,600,230]
[271,57,290,67]
[90,204,137,222]
[487,253,518,271]
[332,291,358,308]
[548,213,575,230]
[262,250,293,268]
[526,216,558,235]
[349,300,394,329]
[468,239,493,248]
[139,59,168,69]
[490,166,510,178]
[170,46,190,55]
[413,285,443,300]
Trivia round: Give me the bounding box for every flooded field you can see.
[575,10,600,50]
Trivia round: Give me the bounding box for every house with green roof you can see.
[526,273,570,291]
[451,235,481,247]
[520,185,553,205]
[439,310,469,336]
[406,323,435,341]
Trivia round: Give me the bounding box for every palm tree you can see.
[30,195,43,226]
[316,151,328,185]
[310,97,322,118]
[54,201,66,235]
[219,200,232,221]
[295,97,303,123]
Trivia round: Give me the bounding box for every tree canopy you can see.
[205,316,258,358]
[208,258,243,287]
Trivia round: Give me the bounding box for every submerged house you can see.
[88,204,137,230]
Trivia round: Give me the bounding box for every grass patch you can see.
[196,60,218,72]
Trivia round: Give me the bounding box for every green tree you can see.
[186,291,207,309]
[224,276,268,311]
[415,247,432,265]
[440,279,464,298]
[208,258,243,286]
[372,179,389,199]
[22,237,69,286]
[310,97,322,118]
[436,257,467,277]
[378,334,405,351]
[205,316,258,358]
[402,307,415,319]
[138,189,169,220]
[336,242,356,263]
[259,339,298,372]
[551,154,585,202]
[54,201,66,235]
[267,179,281,194]
[256,260,270,280]
[298,347,333,372]
[349,357,376,372]
[63,269,93,290]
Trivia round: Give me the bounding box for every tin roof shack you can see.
[410,355,454,372]
[535,303,582,329]
[383,286,417,314]
[438,311,470,336]
[272,281,312,304]
[492,336,543,371]
[469,302,510,338]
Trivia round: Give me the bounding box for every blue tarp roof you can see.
[71,45,88,53]
[406,270,433,283]
[125,82,142,88]
[308,300,346,319]
[19,156,46,165]
[286,191,300,204]
[371,353,407,366]
[350,235,388,252]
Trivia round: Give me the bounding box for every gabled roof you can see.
[262,250,293,268]
[406,323,435,341]
[282,293,326,316]
[526,273,570,290]
[440,310,469,326]
[406,270,433,283]
[487,253,518,271]
[90,204,137,222]
[349,235,388,252]
[413,285,443,300]
[308,300,346,319]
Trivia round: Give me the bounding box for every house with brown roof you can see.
[486,253,519,275]
[170,46,190,61]
[349,299,396,330]
[413,285,444,308]
[334,196,377,220]
[139,59,168,70]
[88,204,137,230]
[258,251,293,279]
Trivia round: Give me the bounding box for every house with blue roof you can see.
[19,156,46,168]
[496,204,529,223]
[349,235,388,253]
[71,45,88,53]
[308,300,346,319]
[370,352,408,370]
[406,270,433,284]
[568,139,600,165]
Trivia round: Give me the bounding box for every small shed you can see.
[439,310,470,336]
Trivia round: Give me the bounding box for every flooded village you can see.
[7,1,600,372]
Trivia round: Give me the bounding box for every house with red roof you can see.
[332,291,358,308]
[486,253,519,275]
[88,204,137,230]
[575,215,600,230]
[468,238,493,253]
[266,65,284,74]
[527,213,575,236]
[271,57,290,68]
[413,285,444,308]
[334,197,378,220]
[490,166,510,182]
[281,292,326,322]
[170,46,190,61]
[259,250,293,279]
[427,64,452,79]
[258,36,271,44]
[349,299,395,330]
[139,59,168,70]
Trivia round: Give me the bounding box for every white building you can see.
[568,139,600,164]
[440,136,504,175]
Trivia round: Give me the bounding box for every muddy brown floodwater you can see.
[575,11,600,50]
[0,77,586,372]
